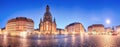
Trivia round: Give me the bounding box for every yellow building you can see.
[39,5,56,34]
[6,17,34,36]
[65,22,85,34]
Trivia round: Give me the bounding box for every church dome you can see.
[43,5,52,22]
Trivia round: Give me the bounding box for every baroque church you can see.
[39,5,56,34]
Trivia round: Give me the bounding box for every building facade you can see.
[39,5,56,34]
[116,25,120,33]
[88,24,105,32]
[57,28,65,34]
[0,28,1,34]
[6,17,34,36]
[65,22,85,34]
[88,26,92,32]
[105,27,112,32]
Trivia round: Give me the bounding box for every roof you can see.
[66,22,81,28]
[92,24,104,27]
[88,24,104,28]
[7,17,34,23]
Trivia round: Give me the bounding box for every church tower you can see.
[39,5,56,34]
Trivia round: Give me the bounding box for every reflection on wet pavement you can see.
[0,34,120,47]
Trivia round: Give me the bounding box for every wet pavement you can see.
[0,34,120,47]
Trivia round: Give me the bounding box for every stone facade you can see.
[65,22,85,34]
[0,28,1,34]
[116,25,120,32]
[39,5,56,34]
[57,28,65,34]
[6,17,34,36]
[105,27,112,32]
[88,24,105,32]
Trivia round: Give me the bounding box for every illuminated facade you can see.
[6,17,34,35]
[0,28,1,34]
[105,27,112,32]
[1,28,7,35]
[116,25,120,32]
[88,24,105,32]
[39,5,56,34]
[65,22,85,34]
[88,26,92,32]
[57,28,65,34]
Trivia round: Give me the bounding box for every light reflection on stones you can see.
[0,35,120,47]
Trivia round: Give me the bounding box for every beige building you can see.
[116,25,120,33]
[65,22,85,34]
[104,27,113,35]
[0,28,1,34]
[32,29,40,34]
[6,17,34,36]
[39,5,56,34]
[88,26,92,32]
[88,24,105,32]
[1,28,7,35]
[57,28,65,34]
[105,27,112,32]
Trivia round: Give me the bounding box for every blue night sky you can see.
[0,0,120,30]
